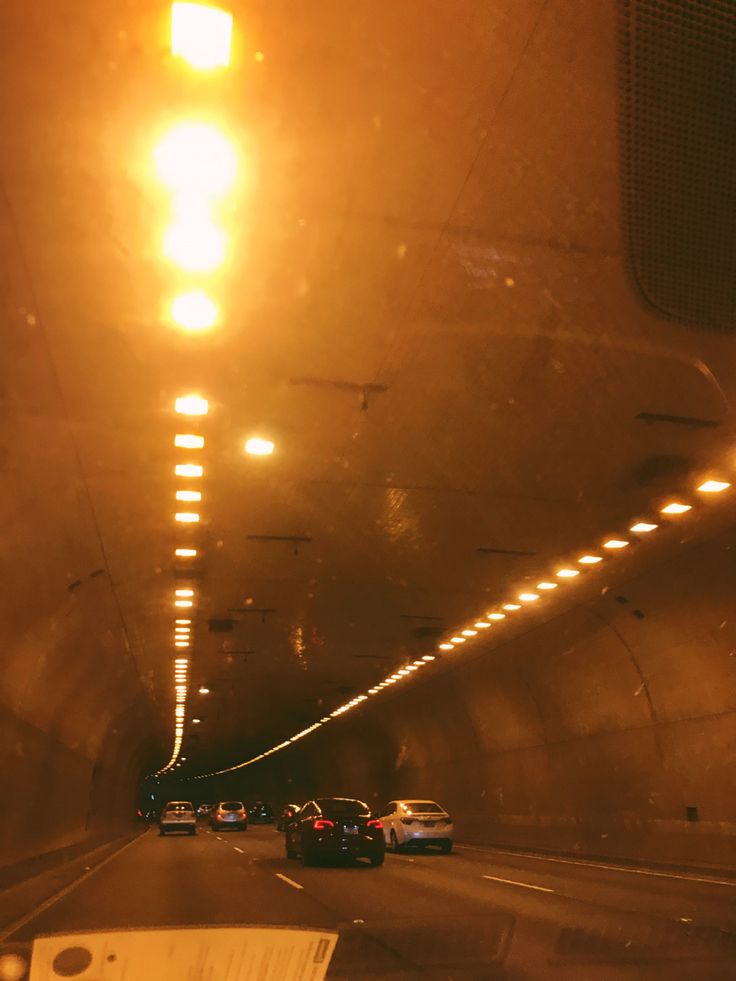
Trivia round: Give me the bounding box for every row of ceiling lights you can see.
[192,474,731,779]
[155,5,276,775]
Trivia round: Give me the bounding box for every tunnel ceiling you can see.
[3,0,736,779]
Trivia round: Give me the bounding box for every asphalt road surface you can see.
[3,825,736,979]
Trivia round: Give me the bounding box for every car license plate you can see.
[422,821,436,828]
[344,825,359,835]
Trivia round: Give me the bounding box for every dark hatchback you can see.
[248,801,274,824]
[285,797,385,867]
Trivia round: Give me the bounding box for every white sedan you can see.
[379,800,453,853]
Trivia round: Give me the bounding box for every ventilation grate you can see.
[621,0,736,330]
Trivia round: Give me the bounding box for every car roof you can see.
[165,800,194,807]
[396,800,444,808]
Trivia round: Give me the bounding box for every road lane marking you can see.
[216,836,223,841]
[0,832,146,942]
[460,846,736,888]
[276,873,304,890]
[233,846,244,854]
[482,874,554,893]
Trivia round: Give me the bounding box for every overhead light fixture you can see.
[175,599,193,608]
[461,629,477,637]
[450,636,466,643]
[503,603,521,611]
[156,124,236,196]
[698,479,730,493]
[630,521,657,533]
[438,643,454,650]
[556,569,579,579]
[175,548,198,557]
[660,502,691,515]
[578,555,602,564]
[603,539,629,549]
[174,434,205,449]
[488,613,506,620]
[397,669,410,676]
[422,654,435,661]
[164,218,226,273]
[175,395,208,416]
[518,592,539,602]
[171,2,233,70]
[175,464,203,478]
[175,589,194,597]
[171,290,218,331]
[175,512,200,523]
[406,665,418,671]
[175,641,190,647]
[175,622,191,627]
[537,582,557,590]
[192,718,201,724]
[176,490,202,502]
[474,621,491,629]
[198,686,210,694]
[412,660,425,667]
[245,437,275,456]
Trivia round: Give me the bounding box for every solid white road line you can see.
[275,873,304,890]
[233,847,244,854]
[0,832,146,942]
[482,874,554,893]
[459,846,736,888]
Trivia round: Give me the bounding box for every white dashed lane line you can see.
[275,873,304,890]
[215,836,223,841]
[233,846,244,854]
[482,874,554,894]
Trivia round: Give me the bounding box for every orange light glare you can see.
[175,464,203,477]
[171,3,233,70]
[537,582,557,590]
[518,593,539,602]
[556,569,579,579]
[661,502,691,515]
[461,629,477,637]
[171,290,218,331]
[155,124,236,195]
[503,603,521,611]
[474,621,491,629]
[488,613,506,620]
[175,512,200,523]
[450,636,466,644]
[630,522,657,533]
[422,654,435,661]
[438,643,454,650]
[175,600,193,608]
[176,589,194,596]
[175,434,204,449]
[603,539,629,549]
[579,555,602,564]
[175,548,198,557]
[165,218,226,272]
[698,480,730,493]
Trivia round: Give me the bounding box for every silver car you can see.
[159,801,197,836]
[379,800,453,853]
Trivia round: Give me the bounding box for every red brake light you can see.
[367,819,383,829]
[313,819,334,830]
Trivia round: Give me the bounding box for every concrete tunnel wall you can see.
[218,530,736,869]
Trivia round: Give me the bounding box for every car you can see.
[197,803,212,817]
[209,800,248,831]
[285,798,385,867]
[277,803,300,832]
[159,801,197,836]
[248,801,274,824]
[378,800,453,853]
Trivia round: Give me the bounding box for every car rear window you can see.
[316,798,369,816]
[221,801,244,810]
[403,802,444,814]
[165,802,193,812]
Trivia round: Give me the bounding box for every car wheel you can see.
[441,840,452,854]
[390,830,401,853]
[370,852,385,867]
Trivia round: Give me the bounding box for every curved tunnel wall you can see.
[213,529,736,868]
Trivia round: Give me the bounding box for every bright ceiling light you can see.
[175,548,198,557]
[406,665,418,671]
[556,569,579,579]
[175,641,190,647]
[537,582,557,590]
[175,395,208,416]
[368,688,379,694]
[422,654,435,661]
[578,555,602,564]
[192,718,201,724]
[603,539,629,549]
[245,437,275,456]
[175,512,200,523]
[175,434,205,449]
[175,464,203,477]
[175,599,193,607]
[175,657,189,663]
[156,124,236,195]
[438,643,454,650]
[164,219,226,272]
[175,622,191,627]
[171,290,218,331]
[176,589,194,596]
[518,592,539,602]
[474,621,491,629]
[630,521,657,533]
[661,502,691,515]
[461,629,477,637]
[698,479,730,493]
[398,669,410,676]
[198,686,210,694]
[503,603,521,611]
[412,660,425,667]
[176,490,202,502]
[171,3,233,70]
[450,636,466,643]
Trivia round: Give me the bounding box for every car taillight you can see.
[313,819,334,830]
[367,819,383,829]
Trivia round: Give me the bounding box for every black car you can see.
[248,800,274,824]
[285,798,385,866]
[277,803,300,831]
